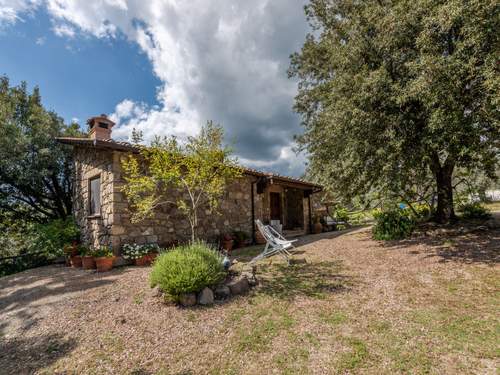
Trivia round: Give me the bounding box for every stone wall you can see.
[109,151,261,251]
[73,148,115,249]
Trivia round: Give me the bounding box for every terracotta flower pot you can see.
[82,255,96,270]
[70,255,82,268]
[313,222,323,234]
[147,252,158,263]
[95,257,115,272]
[135,253,158,266]
[222,240,233,252]
[135,255,149,266]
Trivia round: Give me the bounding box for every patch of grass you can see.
[388,340,434,374]
[133,293,144,305]
[369,320,391,333]
[335,337,369,373]
[235,303,295,353]
[304,331,321,347]
[226,308,246,323]
[257,261,350,300]
[274,347,310,375]
[408,308,499,358]
[319,310,348,326]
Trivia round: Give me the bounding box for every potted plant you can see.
[122,243,159,266]
[82,247,96,270]
[221,233,234,252]
[232,230,249,248]
[142,243,160,264]
[313,215,323,234]
[69,245,84,268]
[94,246,115,272]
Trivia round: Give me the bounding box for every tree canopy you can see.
[0,76,83,221]
[290,0,499,222]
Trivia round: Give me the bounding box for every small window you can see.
[89,176,101,216]
[98,122,109,129]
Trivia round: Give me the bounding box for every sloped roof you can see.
[56,136,322,190]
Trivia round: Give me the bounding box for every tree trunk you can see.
[433,164,456,223]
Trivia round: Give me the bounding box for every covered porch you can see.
[252,174,322,240]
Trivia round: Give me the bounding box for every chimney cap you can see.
[87,114,115,127]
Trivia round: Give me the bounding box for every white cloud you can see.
[52,23,76,38]
[1,0,309,176]
[0,0,41,25]
[35,35,45,44]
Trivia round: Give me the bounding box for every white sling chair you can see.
[251,220,297,264]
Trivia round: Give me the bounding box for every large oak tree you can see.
[290,0,499,222]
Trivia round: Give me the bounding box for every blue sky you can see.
[0,8,160,125]
[0,1,309,177]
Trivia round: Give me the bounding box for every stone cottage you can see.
[57,115,322,253]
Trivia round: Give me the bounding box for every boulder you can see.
[179,293,197,307]
[241,272,258,287]
[197,287,214,305]
[214,285,231,300]
[228,276,250,295]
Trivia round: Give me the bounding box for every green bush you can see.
[372,208,415,240]
[0,216,80,277]
[150,241,226,300]
[333,207,350,222]
[459,202,491,219]
[34,218,80,257]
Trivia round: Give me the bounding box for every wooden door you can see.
[270,192,281,221]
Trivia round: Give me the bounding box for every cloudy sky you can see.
[0,0,310,176]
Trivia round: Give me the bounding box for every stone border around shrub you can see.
[153,271,258,307]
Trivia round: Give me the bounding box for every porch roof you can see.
[56,136,323,191]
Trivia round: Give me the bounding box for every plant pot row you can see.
[70,255,116,272]
[71,252,157,270]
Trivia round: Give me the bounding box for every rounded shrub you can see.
[150,241,226,300]
[372,208,415,240]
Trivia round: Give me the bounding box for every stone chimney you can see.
[87,114,115,140]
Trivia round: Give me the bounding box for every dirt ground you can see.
[0,223,498,375]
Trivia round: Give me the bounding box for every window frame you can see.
[88,174,102,217]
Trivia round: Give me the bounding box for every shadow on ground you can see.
[0,266,125,314]
[372,222,500,265]
[0,333,77,374]
[255,260,355,300]
[0,265,128,336]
